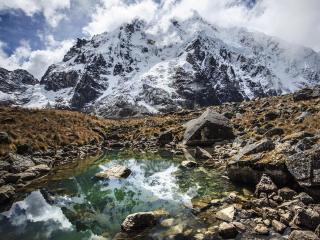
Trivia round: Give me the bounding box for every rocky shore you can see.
[1,86,320,239]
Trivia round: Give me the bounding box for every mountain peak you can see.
[1,15,320,117]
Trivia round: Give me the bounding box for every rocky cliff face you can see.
[1,14,320,117]
[0,68,38,105]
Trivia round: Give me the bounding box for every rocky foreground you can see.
[0,86,320,239]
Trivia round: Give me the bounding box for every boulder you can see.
[183,109,234,146]
[16,144,32,155]
[293,86,320,102]
[237,139,275,158]
[293,208,320,231]
[216,205,235,222]
[289,230,319,240]
[218,222,238,239]
[254,174,278,197]
[26,164,51,175]
[194,147,212,160]
[0,185,15,204]
[158,130,174,147]
[95,165,131,180]
[121,210,167,232]
[5,153,35,173]
[286,145,320,188]
[0,132,11,144]
[265,111,279,121]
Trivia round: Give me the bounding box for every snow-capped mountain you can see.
[1,14,320,117]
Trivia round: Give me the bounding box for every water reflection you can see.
[0,153,235,239]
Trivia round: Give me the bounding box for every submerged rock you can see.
[183,109,234,146]
[95,165,131,179]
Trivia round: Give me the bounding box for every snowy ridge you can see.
[1,14,320,117]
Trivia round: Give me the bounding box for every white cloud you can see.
[0,0,71,27]
[0,37,74,79]
[83,0,320,51]
[83,0,158,35]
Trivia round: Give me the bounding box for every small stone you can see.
[195,147,212,160]
[255,174,278,197]
[265,111,279,121]
[263,219,271,226]
[293,192,314,205]
[254,224,269,235]
[218,222,238,239]
[278,187,297,200]
[160,218,175,227]
[232,221,246,232]
[0,132,11,144]
[216,205,235,222]
[27,164,50,174]
[264,128,284,137]
[272,220,286,233]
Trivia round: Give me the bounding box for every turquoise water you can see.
[0,151,235,240]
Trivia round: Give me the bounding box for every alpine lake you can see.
[0,149,240,240]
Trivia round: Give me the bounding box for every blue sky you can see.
[0,0,318,78]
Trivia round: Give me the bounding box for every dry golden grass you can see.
[0,107,110,156]
[1,91,319,159]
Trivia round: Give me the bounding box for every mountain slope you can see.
[2,14,320,117]
[0,68,38,105]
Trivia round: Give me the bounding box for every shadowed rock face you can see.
[183,109,234,146]
[0,67,38,94]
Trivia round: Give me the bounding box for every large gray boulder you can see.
[183,109,234,146]
[286,145,320,188]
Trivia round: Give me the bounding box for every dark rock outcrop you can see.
[183,109,234,146]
